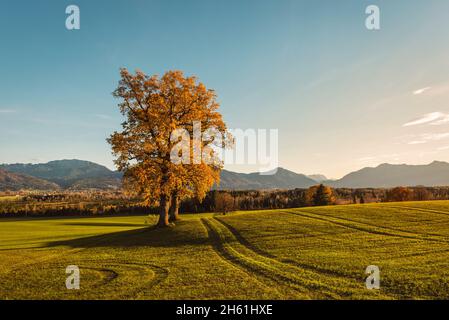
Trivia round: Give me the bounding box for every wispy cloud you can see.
[357,156,376,161]
[408,132,449,145]
[403,112,449,127]
[94,114,113,120]
[0,109,16,114]
[413,87,431,95]
[31,117,114,129]
[422,132,449,141]
[429,114,449,125]
[357,154,401,163]
[412,82,449,96]
[408,140,427,145]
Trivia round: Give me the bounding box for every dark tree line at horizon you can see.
[1,186,449,218]
[179,186,448,213]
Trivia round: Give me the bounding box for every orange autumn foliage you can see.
[108,69,231,227]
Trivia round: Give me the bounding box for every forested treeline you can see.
[181,186,449,213]
[0,191,156,217]
[2,186,449,217]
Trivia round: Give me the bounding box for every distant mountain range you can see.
[307,174,327,182]
[0,160,122,191]
[218,168,317,190]
[0,169,60,191]
[327,161,449,188]
[1,159,449,191]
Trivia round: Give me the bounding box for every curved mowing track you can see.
[0,228,169,299]
[283,210,449,244]
[201,217,371,299]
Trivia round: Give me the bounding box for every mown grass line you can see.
[388,205,449,217]
[0,227,151,278]
[213,217,277,258]
[283,210,449,244]
[214,216,360,282]
[198,218,286,298]
[44,262,120,287]
[71,259,169,299]
[0,243,99,277]
[202,217,369,299]
[202,218,294,297]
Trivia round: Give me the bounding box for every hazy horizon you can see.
[2,0,449,178]
[2,157,449,181]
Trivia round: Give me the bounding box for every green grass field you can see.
[0,195,21,202]
[1,201,449,300]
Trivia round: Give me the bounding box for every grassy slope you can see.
[1,201,449,299]
[0,196,21,202]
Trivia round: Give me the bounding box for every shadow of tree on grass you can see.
[43,220,209,249]
[63,222,145,227]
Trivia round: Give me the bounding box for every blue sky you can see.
[1,0,449,178]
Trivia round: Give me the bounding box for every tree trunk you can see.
[157,194,170,227]
[169,194,180,222]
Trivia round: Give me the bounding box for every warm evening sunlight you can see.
[1,0,449,315]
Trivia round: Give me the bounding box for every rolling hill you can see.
[0,161,320,191]
[0,169,60,191]
[307,174,327,182]
[0,160,121,190]
[329,161,449,188]
[2,201,449,299]
[2,159,449,191]
[217,167,317,190]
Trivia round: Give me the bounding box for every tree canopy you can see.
[108,69,230,226]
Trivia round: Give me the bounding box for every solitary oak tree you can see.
[168,163,220,222]
[108,69,229,227]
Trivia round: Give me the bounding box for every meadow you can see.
[1,201,449,299]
